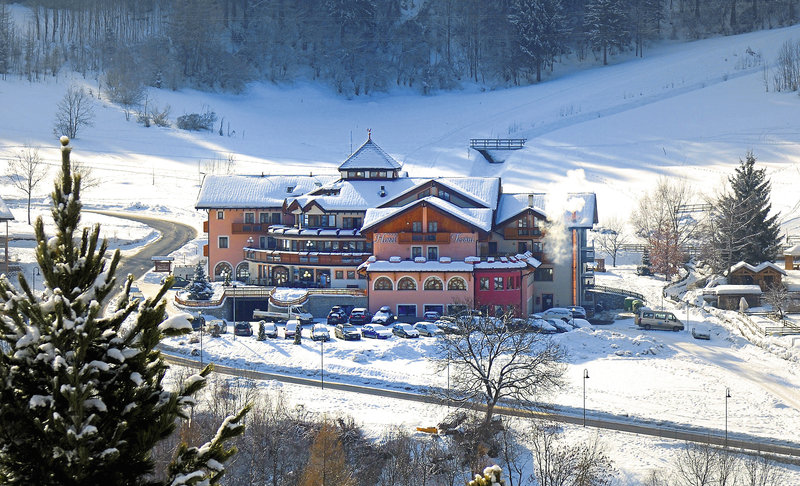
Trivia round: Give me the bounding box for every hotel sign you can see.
[374,233,398,243]
[451,233,475,243]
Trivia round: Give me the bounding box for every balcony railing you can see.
[503,227,543,239]
[244,249,371,266]
[398,232,450,244]
[231,223,272,234]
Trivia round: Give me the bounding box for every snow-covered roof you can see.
[495,193,546,226]
[195,174,336,209]
[379,177,501,210]
[338,138,402,171]
[437,178,501,210]
[268,225,361,237]
[362,196,494,232]
[708,284,763,295]
[293,178,421,212]
[363,260,475,272]
[729,261,786,275]
[784,245,800,256]
[0,196,13,221]
[474,252,541,269]
[564,193,598,228]
[362,252,540,272]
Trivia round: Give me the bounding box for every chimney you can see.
[528,194,534,207]
[379,185,386,197]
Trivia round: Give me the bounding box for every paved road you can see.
[86,210,197,282]
[161,352,800,460]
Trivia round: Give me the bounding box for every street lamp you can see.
[583,369,590,427]
[320,338,324,390]
[197,312,204,368]
[725,387,731,447]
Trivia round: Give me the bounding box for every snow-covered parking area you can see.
[159,265,800,448]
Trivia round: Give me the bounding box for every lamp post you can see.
[725,387,731,447]
[198,312,204,368]
[583,369,590,427]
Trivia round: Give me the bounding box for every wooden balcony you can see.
[398,232,450,244]
[231,223,272,234]
[503,227,542,239]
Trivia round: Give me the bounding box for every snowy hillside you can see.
[4,24,800,484]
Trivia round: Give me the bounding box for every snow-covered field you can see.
[4,21,800,484]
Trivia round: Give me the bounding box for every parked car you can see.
[539,308,573,322]
[327,305,351,325]
[567,306,587,319]
[423,310,441,321]
[692,324,711,340]
[233,321,253,337]
[434,318,463,335]
[311,323,330,342]
[349,308,372,325]
[260,320,278,338]
[372,305,397,324]
[413,321,443,337]
[392,323,420,338]
[636,309,684,332]
[546,318,573,333]
[362,323,392,339]
[335,324,361,341]
[284,319,299,339]
[204,318,227,334]
[530,317,559,333]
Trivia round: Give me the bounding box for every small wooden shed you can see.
[784,245,800,270]
[707,284,763,310]
[727,261,785,291]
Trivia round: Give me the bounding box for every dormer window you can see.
[287,186,295,193]
[439,190,450,201]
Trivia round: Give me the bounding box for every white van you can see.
[636,309,684,332]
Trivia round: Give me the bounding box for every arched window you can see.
[214,262,233,281]
[272,266,289,285]
[424,277,443,290]
[447,277,467,291]
[373,277,393,291]
[397,277,417,291]
[235,262,250,282]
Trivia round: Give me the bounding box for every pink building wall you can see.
[206,209,252,280]
[372,232,479,260]
[367,271,473,318]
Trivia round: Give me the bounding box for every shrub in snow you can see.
[467,464,505,486]
[0,137,249,484]
[176,110,217,131]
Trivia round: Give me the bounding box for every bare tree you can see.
[71,158,101,190]
[529,422,615,486]
[741,454,785,486]
[436,314,566,434]
[53,84,95,138]
[673,441,716,486]
[6,144,47,224]
[763,284,790,322]
[593,216,628,267]
[631,178,698,280]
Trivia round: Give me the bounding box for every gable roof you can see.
[378,177,502,210]
[362,196,494,233]
[729,261,786,275]
[195,174,336,209]
[338,138,402,171]
[292,178,421,212]
[495,193,547,226]
[0,196,13,221]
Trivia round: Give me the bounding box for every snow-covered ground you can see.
[4,21,800,483]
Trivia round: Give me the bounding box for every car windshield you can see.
[343,326,356,332]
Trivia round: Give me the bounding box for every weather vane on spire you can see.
[368,128,372,140]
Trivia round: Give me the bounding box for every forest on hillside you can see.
[0,0,798,96]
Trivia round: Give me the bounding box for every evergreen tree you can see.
[257,320,266,341]
[0,137,248,485]
[711,151,781,271]
[187,262,214,300]
[584,0,630,65]
[509,0,567,82]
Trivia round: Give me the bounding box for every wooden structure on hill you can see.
[470,138,526,163]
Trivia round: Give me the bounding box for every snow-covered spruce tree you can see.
[710,151,781,272]
[257,320,266,341]
[0,137,248,485]
[187,262,213,300]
